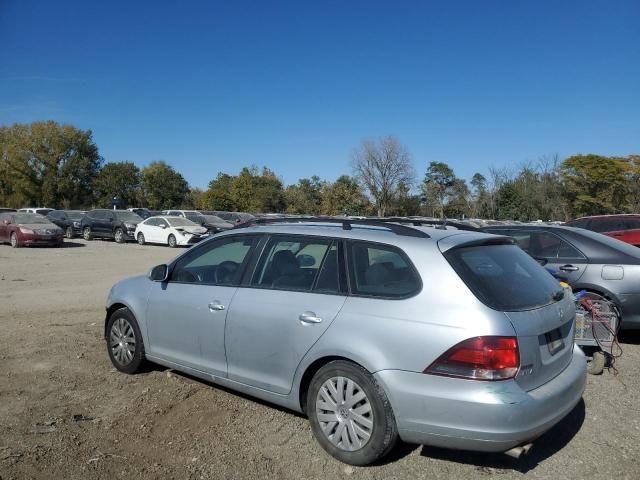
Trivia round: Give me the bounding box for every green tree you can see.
[141,161,189,210]
[320,175,370,216]
[284,176,324,214]
[94,162,141,208]
[422,161,456,218]
[560,154,631,216]
[496,181,524,220]
[204,173,236,211]
[0,121,102,208]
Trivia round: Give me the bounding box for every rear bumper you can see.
[616,293,640,330]
[374,347,586,452]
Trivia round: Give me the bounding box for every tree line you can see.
[1,121,637,220]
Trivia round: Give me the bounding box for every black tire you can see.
[106,307,146,374]
[83,226,92,240]
[587,350,606,375]
[114,227,126,244]
[137,233,145,245]
[307,360,398,466]
[10,232,20,248]
[65,226,74,239]
[168,234,177,248]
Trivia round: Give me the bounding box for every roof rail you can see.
[239,216,431,238]
[376,217,481,232]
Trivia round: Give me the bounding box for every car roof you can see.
[572,214,640,220]
[217,221,503,251]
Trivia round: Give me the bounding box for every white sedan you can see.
[134,216,208,247]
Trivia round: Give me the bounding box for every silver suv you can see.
[105,218,586,465]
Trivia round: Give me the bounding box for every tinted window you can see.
[314,243,341,294]
[170,236,256,285]
[145,218,160,227]
[503,230,583,259]
[252,236,332,291]
[347,241,420,298]
[622,218,640,230]
[444,244,564,311]
[114,211,142,222]
[12,213,50,224]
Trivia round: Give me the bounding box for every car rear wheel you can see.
[65,226,74,239]
[10,232,20,248]
[137,233,145,245]
[168,234,177,248]
[83,226,92,240]
[114,228,125,244]
[106,307,146,374]
[307,360,398,466]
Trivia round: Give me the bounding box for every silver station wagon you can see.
[105,218,586,465]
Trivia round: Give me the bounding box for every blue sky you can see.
[1,0,638,189]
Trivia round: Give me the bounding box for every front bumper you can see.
[374,347,586,452]
[21,232,64,246]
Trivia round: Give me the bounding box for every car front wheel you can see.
[10,232,20,248]
[83,226,92,240]
[65,226,74,239]
[137,233,145,245]
[114,228,125,244]
[106,307,146,374]
[307,360,398,466]
[168,234,177,248]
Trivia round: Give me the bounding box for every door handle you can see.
[299,311,322,324]
[208,301,225,312]
[559,264,579,272]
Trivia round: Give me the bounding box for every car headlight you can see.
[73,221,80,227]
[20,227,34,234]
[124,223,136,229]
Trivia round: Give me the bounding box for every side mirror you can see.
[160,224,167,229]
[149,264,169,282]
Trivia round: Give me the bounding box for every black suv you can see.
[47,210,86,238]
[81,209,142,243]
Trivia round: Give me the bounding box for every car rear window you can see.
[444,244,563,311]
[347,241,421,298]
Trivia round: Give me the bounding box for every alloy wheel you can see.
[315,376,374,451]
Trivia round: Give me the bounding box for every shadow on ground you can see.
[61,241,86,248]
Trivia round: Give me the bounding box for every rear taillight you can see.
[424,336,519,381]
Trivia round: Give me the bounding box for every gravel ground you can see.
[0,239,639,480]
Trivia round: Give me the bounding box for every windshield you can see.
[66,210,85,220]
[167,217,198,227]
[13,213,51,224]
[114,211,142,222]
[444,244,564,311]
[202,215,226,223]
[185,214,205,224]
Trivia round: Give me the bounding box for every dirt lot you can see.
[1,239,639,480]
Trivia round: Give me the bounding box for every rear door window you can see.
[347,241,420,298]
[444,244,563,311]
[252,236,334,291]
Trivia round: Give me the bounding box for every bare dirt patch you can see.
[1,239,639,479]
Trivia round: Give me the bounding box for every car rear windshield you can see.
[444,244,564,311]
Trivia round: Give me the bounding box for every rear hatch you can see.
[440,234,575,391]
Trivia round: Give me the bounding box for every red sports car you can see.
[0,212,64,247]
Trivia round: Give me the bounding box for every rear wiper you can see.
[552,290,565,301]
